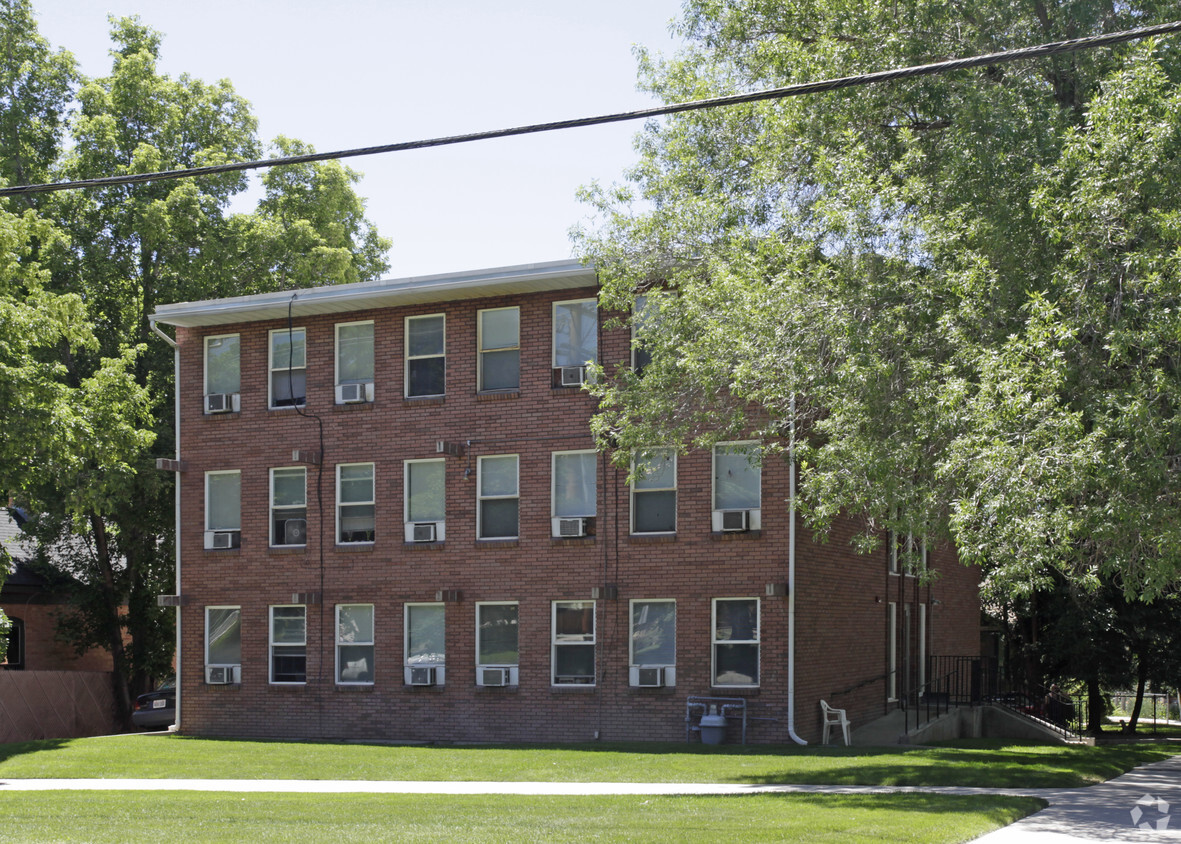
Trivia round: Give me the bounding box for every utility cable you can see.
[2,20,1179,199]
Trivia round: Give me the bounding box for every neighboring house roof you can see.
[1,508,31,568]
[150,259,596,329]
[0,510,72,605]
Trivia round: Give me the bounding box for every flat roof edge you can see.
[151,259,597,328]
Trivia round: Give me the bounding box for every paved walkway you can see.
[2,754,1180,841]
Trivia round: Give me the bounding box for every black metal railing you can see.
[987,682,1085,740]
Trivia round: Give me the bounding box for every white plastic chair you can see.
[820,699,851,745]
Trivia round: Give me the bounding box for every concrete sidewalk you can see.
[1,754,1179,840]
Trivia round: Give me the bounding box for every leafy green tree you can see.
[0,0,74,199]
[576,0,1181,599]
[4,10,389,719]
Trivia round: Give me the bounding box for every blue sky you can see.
[32,1,684,278]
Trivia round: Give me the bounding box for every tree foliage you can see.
[577,0,1181,600]
[1,3,390,713]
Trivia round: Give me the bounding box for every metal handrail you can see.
[829,670,892,699]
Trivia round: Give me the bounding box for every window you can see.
[336,604,375,685]
[552,450,596,536]
[888,602,898,700]
[269,327,306,408]
[337,463,375,544]
[271,467,307,547]
[405,458,445,542]
[2,617,23,669]
[918,603,927,692]
[204,471,241,549]
[478,307,519,391]
[270,605,306,683]
[632,294,653,374]
[630,600,675,686]
[478,454,518,539]
[712,442,761,531]
[405,314,445,398]
[204,334,240,410]
[552,299,597,381]
[552,601,595,685]
[712,598,759,687]
[405,603,445,684]
[476,602,519,685]
[890,532,923,575]
[631,449,676,534]
[335,321,374,402]
[206,607,241,677]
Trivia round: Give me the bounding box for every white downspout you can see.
[787,395,807,744]
[150,317,182,731]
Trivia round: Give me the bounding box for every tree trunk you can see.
[1086,674,1105,735]
[89,512,132,724]
[1126,657,1148,733]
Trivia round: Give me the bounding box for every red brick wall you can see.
[174,285,979,744]
[1,603,115,672]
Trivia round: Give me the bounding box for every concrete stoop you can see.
[849,708,911,746]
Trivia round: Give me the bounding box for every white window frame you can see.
[888,601,898,700]
[477,454,519,540]
[269,604,306,685]
[405,313,446,398]
[552,298,598,369]
[205,605,241,678]
[711,597,760,688]
[404,602,446,685]
[477,306,520,392]
[203,333,240,407]
[204,471,241,531]
[551,450,596,537]
[270,466,307,548]
[711,441,762,531]
[334,320,375,401]
[551,600,596,686]
[919,603,927,693]
[629,599,676,687]
[336,462,375,545]
[204,470,241,550]
[475,601,520,686]
[632,294,654,373]
[631,449,677,535]
[269,327,306,409]
[404,458,446,543]
[890,531,923,576]
[336,603,375,686]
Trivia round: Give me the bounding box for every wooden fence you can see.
[0,671,119,743]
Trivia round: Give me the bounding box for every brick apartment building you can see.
[148,259,979,744]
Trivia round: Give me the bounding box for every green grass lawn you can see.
[0,791,1044,843]
[0,734,1171,787]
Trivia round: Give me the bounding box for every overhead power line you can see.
[3,19,1180,199]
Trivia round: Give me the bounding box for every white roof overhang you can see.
[149,259,597,329]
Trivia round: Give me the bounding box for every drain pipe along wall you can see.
[787,396,807,745]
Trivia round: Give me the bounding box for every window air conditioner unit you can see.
[412,522,437,543]
[336,382,373,404]
[206,665,239,685]
[721,510,750,532]
[481,667,510,687]
[636,666,665,688]
[205,530,240,550]
[559,365,586,386]
[205,393,239,414]
[408,666,437,686]
[284,519,308,545]
[558,517,588,538]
